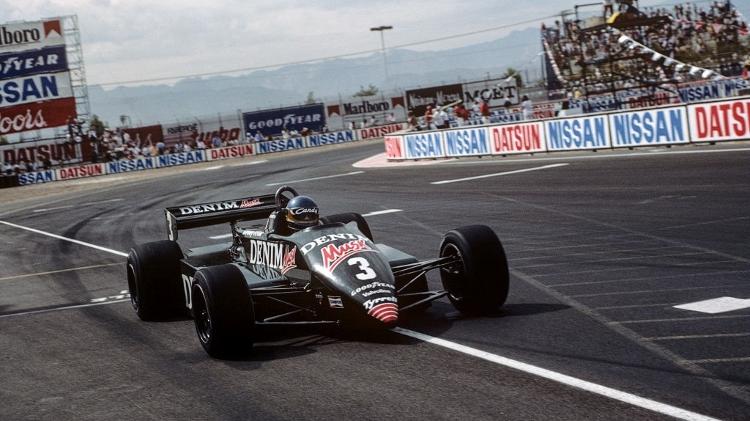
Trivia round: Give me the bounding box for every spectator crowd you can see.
[542,0,750,97]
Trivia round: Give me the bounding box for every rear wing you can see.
[165,194,277,240]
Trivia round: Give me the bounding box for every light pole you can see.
[370,25,393,86]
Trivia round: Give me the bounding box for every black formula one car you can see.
[127,186,509,357]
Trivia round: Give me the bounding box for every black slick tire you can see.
[127,240,185,321]
[439,225,509,315]
[191,264,255,358]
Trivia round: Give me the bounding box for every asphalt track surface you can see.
[1,140,749,420]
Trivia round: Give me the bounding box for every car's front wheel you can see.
[192,264,255,358]
[439,225,509,315]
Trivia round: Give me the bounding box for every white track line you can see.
[431,163,569,185]
[569,284,748,299]
[0,299,130,319]
[266,171,364,186]
[203,165,225,171]
[230,160,267,167]
[0,262,122,282]
[0,221,128,257]
[362,209,402,217]
[1,219,720,420]
[614,314,750,324]
[685,357,750,364]
[645,333,750,341]
[395,327,719,421]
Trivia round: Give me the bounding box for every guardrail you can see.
[7,123,406,187]
[383,96,750,160]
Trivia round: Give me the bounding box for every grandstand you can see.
[542,0,750,106]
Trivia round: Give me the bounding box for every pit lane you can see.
[0,141,748,420]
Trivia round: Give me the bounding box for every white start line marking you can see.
[674,297,750,314]
[431,163,569,185]
[0,219,720,421]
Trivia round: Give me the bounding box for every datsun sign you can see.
[209,144,254,160]
[490,122,545,155]
[688,99,750,142]
[384,135,404,159]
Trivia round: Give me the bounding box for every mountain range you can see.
[88,27,541,126]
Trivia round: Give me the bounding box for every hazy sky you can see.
[2,0,748,87]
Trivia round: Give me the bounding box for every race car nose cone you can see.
[368,302,398,325]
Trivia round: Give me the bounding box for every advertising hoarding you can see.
[490,122,546,155]
[0,45,68,79]
[307,130,355,147]
[162,113,243,146]
[463,78,519,107]
[688,99,750,143]
[405,84,463,116]
[0,96,76,136]
[609,107,689,147]
[0,19,64,52]
[0,71,73,107]
[403,132,444,159]
[243,104,325,137]
[326,96,406,131]
[545,114,610,151]
[356,123,405,140]
[384,135,404,160]
[443,127,490,157]
[255,138,307,154]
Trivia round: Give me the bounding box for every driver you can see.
[284,195,320,232]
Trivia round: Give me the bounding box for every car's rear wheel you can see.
[191,264,255,358]
[439,225,509,315]
[127,240,185,321]
[320,212,373,241]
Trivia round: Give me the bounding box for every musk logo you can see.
[240,198,262,208]
[280,246,297,274]
[321,239,372,272]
